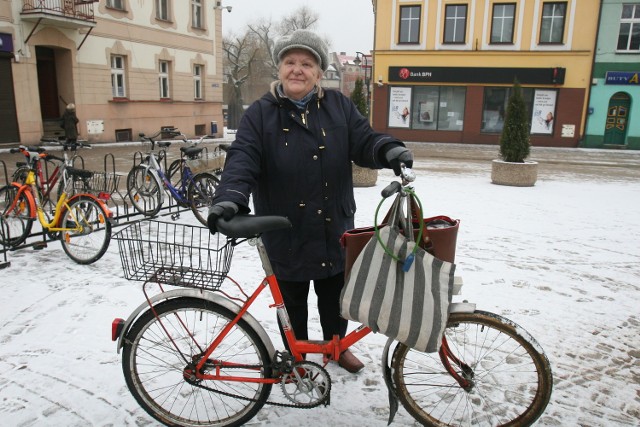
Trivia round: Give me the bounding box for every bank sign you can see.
[605,71,640,85]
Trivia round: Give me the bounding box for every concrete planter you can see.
[352,164,378,187]
[491,159,538,187]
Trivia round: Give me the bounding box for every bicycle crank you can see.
[280,361,331,408]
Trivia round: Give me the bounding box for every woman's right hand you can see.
[207,201,239,234]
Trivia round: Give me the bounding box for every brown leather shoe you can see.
[338,349,365,373]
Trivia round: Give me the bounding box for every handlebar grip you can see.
[381,181,402,198]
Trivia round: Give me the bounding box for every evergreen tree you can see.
[351,78,368,117]
[499,80,531,163]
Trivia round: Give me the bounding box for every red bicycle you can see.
[111,170,552,426]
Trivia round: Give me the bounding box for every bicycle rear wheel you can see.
[0,185,34,247]
[122,297,272,427]
[59,195,112,264]
[391,310,553,426]
[126,165,162,216]
[188,172,219,226]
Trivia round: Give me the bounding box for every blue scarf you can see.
[277,84,317,111]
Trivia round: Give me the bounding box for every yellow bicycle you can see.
[0,145,113,264]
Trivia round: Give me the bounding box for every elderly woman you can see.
[208,29,412,373]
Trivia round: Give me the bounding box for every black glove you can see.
[207,201,239,234]
[384,146,414,176]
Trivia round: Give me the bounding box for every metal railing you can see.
[21,0,97,22]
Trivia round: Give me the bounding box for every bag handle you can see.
[373,189,425,271]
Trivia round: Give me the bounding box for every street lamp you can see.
[353,51,370,115]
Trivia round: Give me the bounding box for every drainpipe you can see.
[582,0,604,147]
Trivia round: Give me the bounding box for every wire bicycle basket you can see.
[186,145,226,174]
[114,220,233,290]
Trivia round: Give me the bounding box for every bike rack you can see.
[0,145,214,267]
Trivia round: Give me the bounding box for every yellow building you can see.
[0,0,225,145]
[371,0,600,147]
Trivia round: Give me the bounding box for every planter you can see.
[491,159,538,187]
[352,164,378,187]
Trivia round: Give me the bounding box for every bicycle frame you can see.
[142,151,200,205]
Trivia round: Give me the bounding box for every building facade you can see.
[583,1,640,150]
[0,0,224,145]
[371,0,600,148]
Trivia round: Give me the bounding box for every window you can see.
[481,87,534,133]
[194,64,202,99]
[444,4,468,44]
[159,61,170,98]
[539,2,566,44]
[408,86,467,131]
[111,55,126,98]
[399,5,421,44]
[491,3,516,44]
[617,4,640,51]
[192,0,202,28]
[156,0,169,21]
[107,0,124,9]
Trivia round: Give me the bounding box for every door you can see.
[603,92,631,145]
[0,55,20,143]
[36,46,60,120]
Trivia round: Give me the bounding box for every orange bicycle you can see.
[111,170,552,426]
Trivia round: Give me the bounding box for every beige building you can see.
[0,0,224,145]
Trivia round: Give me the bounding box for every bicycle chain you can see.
[189,360,331,409]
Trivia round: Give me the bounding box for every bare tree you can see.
[278,6,320,34]
[223,32,260,129]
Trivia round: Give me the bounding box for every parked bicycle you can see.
[126,127,223,225]
[0,145,113,264]
[11,140,97,206]
[111,168,552,426]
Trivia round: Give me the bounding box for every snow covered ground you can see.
[1,154,639,426]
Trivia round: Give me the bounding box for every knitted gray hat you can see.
[273,29,329,72]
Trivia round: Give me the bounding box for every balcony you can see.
[21,0,98,29]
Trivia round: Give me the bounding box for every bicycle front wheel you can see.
[392,310,553,427]
[59,195,112,264]
[126,165,162,216]
[188,172,219,226]
[0,184,34,247]
[122,297,272,427]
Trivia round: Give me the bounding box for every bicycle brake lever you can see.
[400,165,416,184]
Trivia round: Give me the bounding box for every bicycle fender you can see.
[7,183,36,214]
[114,289,276,358]
[66,193,114,218]
[381,338,400,425]
[145,165,165,205]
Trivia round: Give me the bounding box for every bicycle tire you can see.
[59,195,112,264]
[122,297,272,427]
[188,172,219,226]
[167,158,183,189]
[126,165,162,216]
[391,310,553,427]
[0,184,34,247]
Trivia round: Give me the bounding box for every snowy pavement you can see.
[1,148,639,426]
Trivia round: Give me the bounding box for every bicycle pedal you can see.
[33,242,48,250]
[171,213,180,220]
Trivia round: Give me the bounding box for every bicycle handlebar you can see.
[381,165,415,198]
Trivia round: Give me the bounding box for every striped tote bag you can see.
[340,223,455,353]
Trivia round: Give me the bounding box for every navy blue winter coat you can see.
[213,82,404,281]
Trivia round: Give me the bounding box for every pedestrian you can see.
[61,103,79,144]
[207,29,413,373]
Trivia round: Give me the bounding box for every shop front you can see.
[371,66,584,148]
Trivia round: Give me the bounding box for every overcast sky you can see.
[219,0,375,55]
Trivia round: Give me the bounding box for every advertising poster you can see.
[388,87,412,128]
[531,90,557,134]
